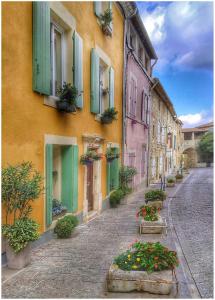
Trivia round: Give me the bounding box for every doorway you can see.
[87,163,94,212]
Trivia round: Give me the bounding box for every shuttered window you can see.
[73,31,83,108]
[107,147,119,194]
[129,76,137,117]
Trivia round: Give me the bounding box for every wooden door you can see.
[87,163,94,211]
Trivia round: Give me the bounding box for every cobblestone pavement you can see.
[171,167,213,298]
[2,170,208,298]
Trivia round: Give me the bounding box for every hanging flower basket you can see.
[80,151,103,165]
[56,83,78,113]
[56,100,77,113]
[100,108,118,125]
[106,148,120,162]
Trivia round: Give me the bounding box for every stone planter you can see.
[5,241,31,269]
[166,182,175,187]
[145,200,163,210]
[139,215,166,234]
[107,264,175,295]
[176,178,183,183]
[56,100,76,113]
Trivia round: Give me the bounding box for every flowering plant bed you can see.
[136,206,166,234]
[107,241,179,294]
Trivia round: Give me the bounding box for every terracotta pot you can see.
[6,241,31,269]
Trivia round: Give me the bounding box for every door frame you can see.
[44,134,77,232]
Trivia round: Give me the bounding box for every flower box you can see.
[139,215,166,234]
[176,178,183,183]
[166,182,175,187]
[107,264,175,295]
[6,241,31,269]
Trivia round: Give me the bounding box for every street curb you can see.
[167,171,201,299]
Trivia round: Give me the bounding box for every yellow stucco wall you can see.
[2,2,124,232]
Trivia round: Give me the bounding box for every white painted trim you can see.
[45,134,77,145]
[50,2,76,30]
[95,45,111,67]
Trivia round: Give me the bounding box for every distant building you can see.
[182,122,213,168]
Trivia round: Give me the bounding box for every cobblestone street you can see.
[2,168,213,298]
[171,167,213,298]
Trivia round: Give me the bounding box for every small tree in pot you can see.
[2,162,43,269]
[101,107,118,124]
[56,83,78,113]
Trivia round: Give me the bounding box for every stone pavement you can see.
[171,167,213,298]
[2,171,207,298]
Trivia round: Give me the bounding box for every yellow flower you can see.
[136,258,140,262]
[127,254,131,258]
[132,265,138,269]
[125,262,127,264]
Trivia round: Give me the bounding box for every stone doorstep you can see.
[107,264,176,295]
[139,215,167,234]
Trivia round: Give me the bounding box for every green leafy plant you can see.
[101,107,118,124]
[2,218,39,253]
[175,174,183,180]
[57,82,78,105]
[109,189,124,208]
[114,241,179,273]
[136,205,159,221]
[166,177,175,184]
[2,162,43,224]
[119,166,137,189]
[145,189,166,203]
[54,215,78,239]
[121,186,132,196]
[106,148,119,162]
[197,131,213,163]
[99,8,113,36]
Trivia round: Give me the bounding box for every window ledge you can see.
[44,95,59,109]
[95,114,102,122]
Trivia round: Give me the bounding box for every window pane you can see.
[54,28,62,94]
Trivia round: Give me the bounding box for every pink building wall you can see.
[124,54,151,187]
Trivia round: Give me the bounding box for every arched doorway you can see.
[183,148,198,168]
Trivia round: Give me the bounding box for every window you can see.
[99,60,109,114]
[129,75,137,117]
[184,132,192,140]
[50,21,65,97]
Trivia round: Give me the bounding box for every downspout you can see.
[147,77,158,187]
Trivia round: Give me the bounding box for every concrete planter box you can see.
[139,215,165,234]
[107,264,175,295]
[5,241,31,269]
[166,182,175,187]
[176,178,183,183]
[145,200,163,210]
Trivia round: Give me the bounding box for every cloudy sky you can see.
[137,1,213,127]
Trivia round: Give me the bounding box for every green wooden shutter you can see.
[73,31,83,108]
[113,148,119,188]
[91,48,100,114]
[61,145,78,213]
[94,2,102,17]
[109,67,114,108]
[107,162,111,195]
[71,145,79,212]
[33,2,51,95]
[61,146,73,212]
[46,144,53,227]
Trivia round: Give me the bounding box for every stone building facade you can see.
[149,78,183,183]
[182,122,213,168]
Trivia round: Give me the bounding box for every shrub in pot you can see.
[100,107,118,124]
[136,205,159,222]
[2,218,39,269]
[145,189,166,209]
[109,189,124,208]
[56,82,78,113]
[108,241,179,294]
[166,177,176,187]
[119,166,137,190]
[54,215,78,238]
[106,148,119,162]
[175,173,183,181]
[2,162,43,269]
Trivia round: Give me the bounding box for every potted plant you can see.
[136,205,165,234]
[166,177,176,187]
[99,8,113,37]
[2,162,43,269]
[102,87,109,96]
[144,189,166,209]
[52,199,67,218]
[54,215,78,239]
[175,173,183,182]
[80,150,102,165]
[107,241,179,294]
[106,148,119,162]
[119,166,137,190]
[109,188,124,208]
[100,107,118,124]
[91,152,103,161]
[56,82,78,113]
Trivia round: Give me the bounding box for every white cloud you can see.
[139,2,213,73]
[179,111,213,128]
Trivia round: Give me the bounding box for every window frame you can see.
[129,73,137,118]
[50,20,66,97]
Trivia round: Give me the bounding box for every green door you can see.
[107,147,119,194]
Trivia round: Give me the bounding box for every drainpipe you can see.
[147,78,158,187]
